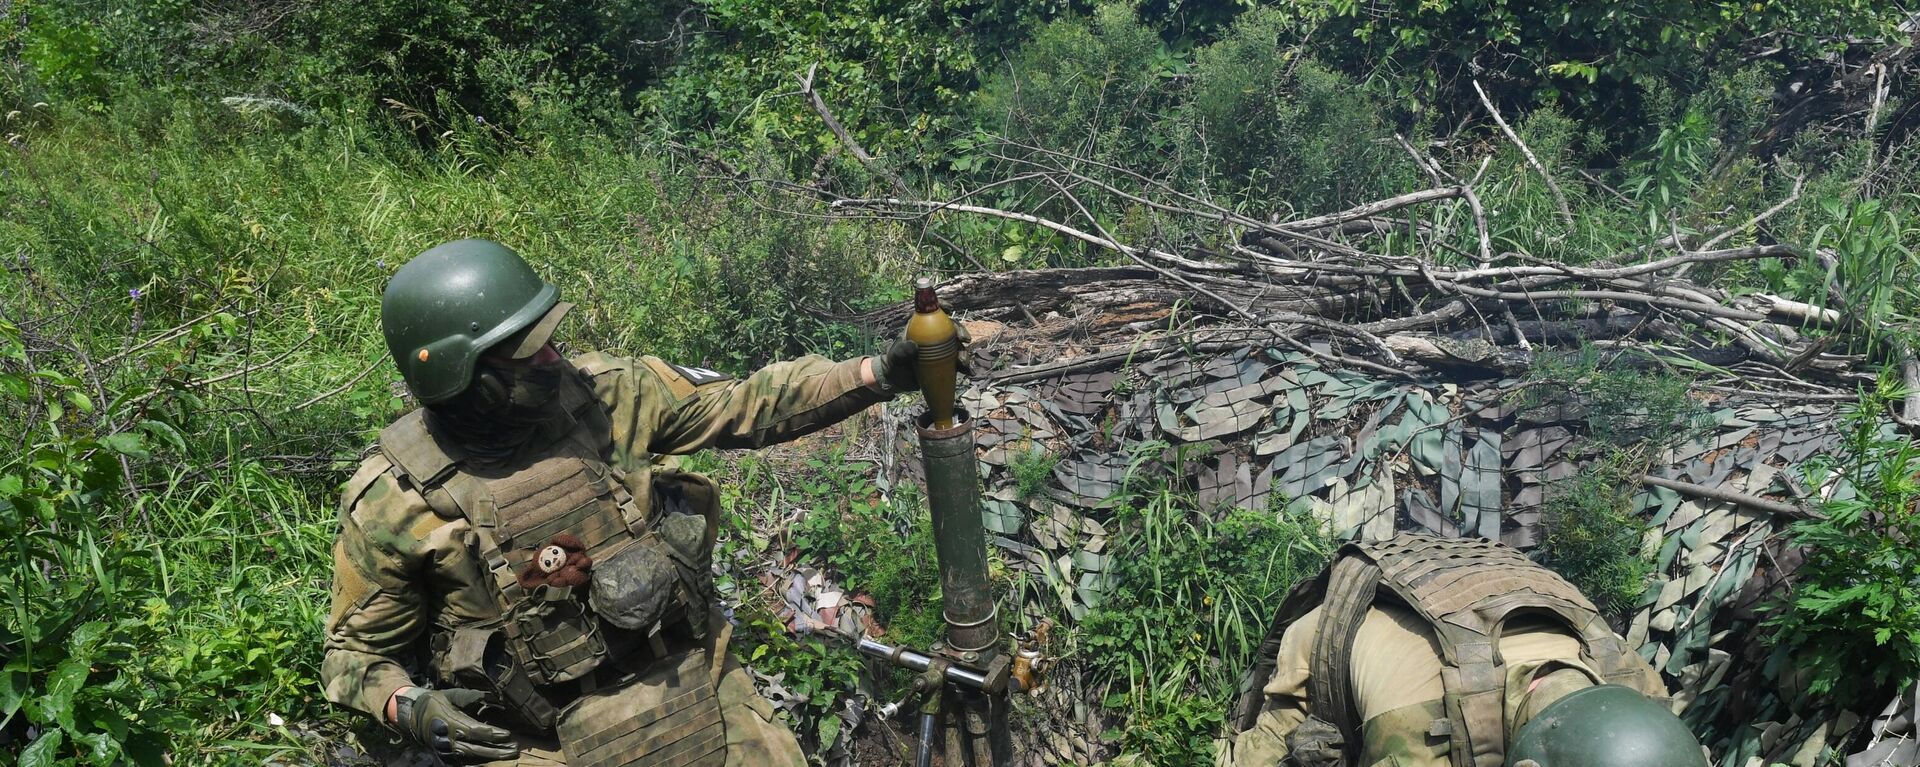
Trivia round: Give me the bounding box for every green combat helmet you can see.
[1508,685,1709,767]
[382,239,569,404]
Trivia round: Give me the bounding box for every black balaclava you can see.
[429,357,571,465]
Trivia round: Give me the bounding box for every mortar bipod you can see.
[849,634,1051,766]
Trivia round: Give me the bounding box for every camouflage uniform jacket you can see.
[321,351,883,719]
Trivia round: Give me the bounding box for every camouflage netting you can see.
[750,139,1920,764]
[785,272,1914,766]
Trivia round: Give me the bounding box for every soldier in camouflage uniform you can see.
[1219,533,1709,767]
[323,240,934,766]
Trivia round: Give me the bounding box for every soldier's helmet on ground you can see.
[381,238,570,404]
[1508,684,1709,767]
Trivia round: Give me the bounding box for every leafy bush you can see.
[729,606,867,755]
[1534,458,1658,615]
[19,0,688,126]
[1080,483,1332,766]
[1765,375,1920,702]
[648,0,991,156]
[1518,351,1707,615]
[1182,9,1416,214]
[1266,0,1910,128]
[970,3,1172,164]
[788,450,945,650]
[1521,348,1706,449]
[0,320,175,765]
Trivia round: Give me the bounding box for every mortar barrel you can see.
[918,411,1000,657]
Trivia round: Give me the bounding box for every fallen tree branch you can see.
[1474,80,1573,229]
[1641,474,1823,520]
[1275,187,1465,232]
[795,62,1022,309]
[289,354,385,412]
[794,137,1904,392]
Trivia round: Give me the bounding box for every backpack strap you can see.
[1308,551,1383,764]
[1231,568,1330,733]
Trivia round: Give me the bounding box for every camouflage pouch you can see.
[434,620,561,731]
[589,534,685,631]
[506,584,607,686]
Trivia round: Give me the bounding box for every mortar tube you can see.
[917,409,1011,764]
[918,411,998,656]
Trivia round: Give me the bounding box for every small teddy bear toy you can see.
[518,534,592,590]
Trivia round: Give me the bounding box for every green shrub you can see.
[18,0,687,127]
[1764,375,1920,702]
[788,450,945,650]
[1266,0,1908,132]
[1008,442,1059,501]
[970,3,1172,164]
[1518,351,1706,615]
[644,0,1006,163]
[1521,349,1706,449]
[1182,10,1415,214]
[0,319,178,765]
[728,606,866,755]
[1533,458,1657,615]
[1080,485,1332,766]
[16,0,109,103]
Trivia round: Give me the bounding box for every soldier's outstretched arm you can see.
[320,464,431,719]
[582,352,889,457]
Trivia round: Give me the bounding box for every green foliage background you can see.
[3,0,1919,763]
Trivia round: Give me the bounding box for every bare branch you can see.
[1473,80,1574,229]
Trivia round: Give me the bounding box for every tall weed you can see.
[1765,375,1920,702]
[1080,481,1332,767]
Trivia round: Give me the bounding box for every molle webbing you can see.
[1306,534,1652,767]
[557,652,727,767]
[380,410,463,498]
[1307,554,1381,759]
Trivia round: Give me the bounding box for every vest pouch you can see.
[506,584,606,687]
[590,533,689,632]
[650,470,719,564]
[433,621,562,732]
[555,649,726,767]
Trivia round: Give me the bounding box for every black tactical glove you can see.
[870,323,972,394]
[394,687,520,763]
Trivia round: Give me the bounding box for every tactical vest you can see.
[1230,534,1658,767]
[378,371,727,767]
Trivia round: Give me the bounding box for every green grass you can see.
[1077,485,1334,767]
[0,98,921,764]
